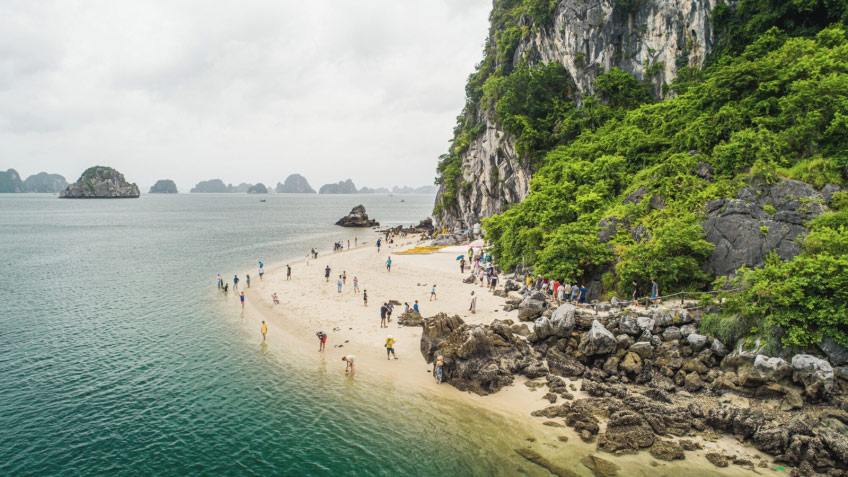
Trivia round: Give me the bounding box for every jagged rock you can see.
[431,233,464,246]
[620,352,643,376]
[546,348,586,377]
[791,354,834,399]
[335,205,379,227]
[597,411,655,453]
[420,313,465,361]
[402,311,424,327]
[661,327,682,342]
[628,342,654,360]
[616,334,634,350]
[149,179,177,193]
[618,315,640,335]
[579,454,620,477]
[275,174,315,193]
[650,440,684,461]
[711,339,728,357]
[818,336,848,366]
[534,304,575,339]
[579,320,617,356]
[504,279,520,292]
[679,324,698,337]
[705,452,728,468]
[684,372,703,392]
[514,447,578,477]
[740,355,792,387]
[636,315,656,333]
[60,166,140,198]
[686,334,708,351]
[518,298,545,321]
[463,274,476,284]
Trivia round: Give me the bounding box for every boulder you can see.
[686,334,708,351]
[711,339,728,357]
[60,166,140,198]
[534,304,575,339]
[705,452,728,468]
[680,324,698,337]
[618,315,640,335]
[661,326,682,342]
[636,315,655,333]
[402,311,424,327]
[504,279,520,292]
[817,336,848,366]
[518,298,545,321]
[740,355,791,387]
[597,411,655,452]
[791,354,834,399]
[420,313,465,362]
[628,342,654,359]
[335,205,379,227]
[650,440,685,461]
[578,320,617,356]
[620,352,643,375]
[579,454,620,477]
[684,372,703,392]
[616,334,634,350]
[546,348,586,377]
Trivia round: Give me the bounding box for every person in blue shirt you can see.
[413,300,419,313]
[376,238,382,252]
[651,279,660,307]
[386,256,392,272]
[579,284,588,304]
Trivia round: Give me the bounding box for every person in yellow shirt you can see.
[525,274,532,287]
[385,335,397,360]
[261,321,268,341]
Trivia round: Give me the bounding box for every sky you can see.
[0,0,491,192]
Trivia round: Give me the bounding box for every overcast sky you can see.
[0,0,491,191]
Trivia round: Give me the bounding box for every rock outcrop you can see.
[60,166,140,198]
[319,179,357,194]
[247,183,268,194]
[335,205,379,227]
[275,174,315,193]
[148,179,177,194]
[23,172,68,193]
[0,169,24,193]
[191,179,229,193]
[435,0,722,229]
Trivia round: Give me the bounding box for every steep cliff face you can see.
[435,0,721,229]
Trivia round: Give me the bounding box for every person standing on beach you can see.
[469,291,476,314]
[376,238,381,252]
[261,321,268,341]
[430,284,437,301]
[347,240,350,250]
[571,283,580,303]
[305,254,310,267]
[259,262,264,281]
[324,265,331,282]
[246,274,251,289]
[385,335,397,360]
[353,276,360,292]
[342,355,356,375]
[380,303,388,328]
[355,236,358,247]
[413,300,419,313]
[434,355,444,384]
[460,257,466,273]
[233,275,239,291]
[337,275,343,293]
[287,264,292,280]
[363,289,368,306]
[317,331,327,352]
[240,291,245,309]
[342,271,347,285]
[386,256,392,272]
[386,302,393,323]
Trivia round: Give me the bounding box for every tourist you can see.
[469,291,477,314]
[347,240,350,250]
[571,283,580,303]
[380,303,388,328]
[632,281,639,303]
[430,284,437,301]
[413,300,419,313]
[385,335,397,360]
[223,283,229,293]
[342,271,347,284]
[240,291,245,309]
[317,330,327,352]
[386,302,393,323]
[287,264,292,280]
[246,274,250,288]
[478,269,485,287]
[259,262,264,281]
[337,275,343,293]
[556,282,565,305]
[490,272,498,291]
[324,265,331,282]
[363,289,368,306]
[460,257,466,273]
[355,236,358,247]
[525,274,532,287]
[579,284,588,304]
[305,254,310,267]
[353,276,360,292]
[217,274,222,289]
[261,320,268,341]
[376,238,381,253]
[272,292,279,304]
[342,355,356,375]
[386,256,392,272]
[434,355,444,384]
[233,274,239,290]
[651,279,660,307]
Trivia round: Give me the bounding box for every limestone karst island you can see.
[3,1,848,477]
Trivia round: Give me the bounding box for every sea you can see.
[0,193,545,477]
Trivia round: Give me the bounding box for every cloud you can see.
[0,0,491,191]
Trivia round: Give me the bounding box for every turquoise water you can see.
[0,194,538,476]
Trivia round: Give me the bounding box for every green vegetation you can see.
[435,0,848,350]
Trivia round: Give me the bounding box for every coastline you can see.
[233,233,782,476]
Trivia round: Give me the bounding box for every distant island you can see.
[359,185,438,194]
[149,179,178,194]
[276,174,315,193]
[319,179,358,194]
[358,186,390,194]
[247,183,268,194]
[0,169,68,193]
[60,166,140,199]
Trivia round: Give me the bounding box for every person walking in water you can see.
[430,284,437,301]
[246,274,251,289]
[317,330,327,352]
[233,275,239,291]
[469,291,477,314]
[258,262,264,281]
[324,265,331,282]
[342,355,356,375]
[386,256,392,272]
[363,289,368,307]
[355,236,358,247]
[385,335,397,360]
[353,276,359,292]
[217,274,222,289]
[286,264,292,281]
[434,355,444,384]
[261,320,268,341]
[337,275,343,293]
[240,291,245,309]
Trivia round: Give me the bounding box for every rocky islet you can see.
[60,166,140,199]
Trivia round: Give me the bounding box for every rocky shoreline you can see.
[417,281,848,476]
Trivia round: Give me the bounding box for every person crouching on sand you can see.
[316,331,327,352]
[342,355,356,375]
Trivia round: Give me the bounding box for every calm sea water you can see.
[0,194,538,477]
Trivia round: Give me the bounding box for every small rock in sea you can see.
[579,454,620,477]
[705,452,729,468]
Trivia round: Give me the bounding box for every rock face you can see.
[247,183,268,194]
[335,205,379,227]
[191,179,229,193]
[319,179,357,194]
[434,0,721,228]
[275,174,315,193]
[23,172,68,193]
[702,179,826,275]
[0,169,24,192]
[60,166,140,199]
[578,320,617,356]
[148,179,177,194]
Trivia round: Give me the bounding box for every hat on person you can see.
[387,335,393,339]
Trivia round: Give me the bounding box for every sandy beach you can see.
[236,233,782,476]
